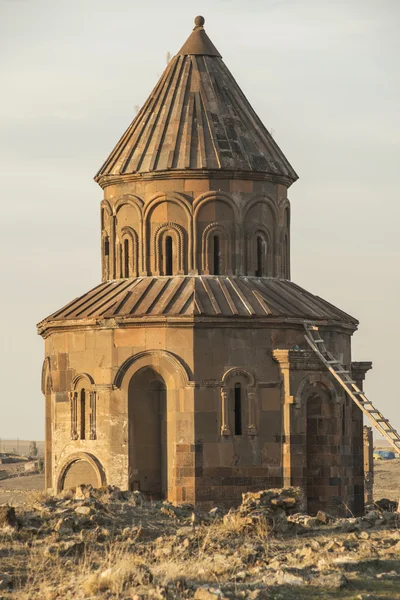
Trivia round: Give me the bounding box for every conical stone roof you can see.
[95,17,298,185]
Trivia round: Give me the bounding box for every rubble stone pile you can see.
[0,486,399,599]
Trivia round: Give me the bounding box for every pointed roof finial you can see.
[194,15,205,29]
[177,15,221,57]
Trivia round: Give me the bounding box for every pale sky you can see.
[1,0,399,440]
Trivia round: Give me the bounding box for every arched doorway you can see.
[306,389,339,515]
[58,453,105,491]
[128,367,167,499]
[63,459,99,489]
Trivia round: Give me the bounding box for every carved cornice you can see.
[272,349,323,371]
[95,170,294,190]
[351,361,373,382]
[38,316,357,339]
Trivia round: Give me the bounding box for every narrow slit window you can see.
[255,236,264,277]
[234,383,242,435]
[213,235,220,275]
[119,244,123,278]
[285,207,290,229]
[284,233,289,278]
[80,389,86,440]
[124,238,130,278]
[104,237,109,256]
[165,236,173,276]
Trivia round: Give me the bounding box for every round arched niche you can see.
[57,453,106,492]
[294,373,340,409]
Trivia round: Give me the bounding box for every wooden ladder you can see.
[304,321,400,456]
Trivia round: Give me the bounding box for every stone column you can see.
[69,391,78,440]
[45,393,53,490]
[220,387,231,436]
[363,426,374,504]
[110,214,116,279]
[272,349,295,487]
[351,361,373,512]
[247,388,257,435]
[89,391,97,440]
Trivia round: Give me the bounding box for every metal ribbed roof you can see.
[37,277,357,328]
[95,18,298,183]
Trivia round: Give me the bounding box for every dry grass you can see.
[1,484,400,599]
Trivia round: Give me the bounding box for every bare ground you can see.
[374,458,400,501]
[0,462,398,599]
[0,473,44,506]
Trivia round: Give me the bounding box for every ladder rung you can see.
[376,418,389,423]
[327,360,339,364]
[336,370,350,374]
[314,339,324,343]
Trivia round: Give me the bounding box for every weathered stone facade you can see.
[38,17,371,515]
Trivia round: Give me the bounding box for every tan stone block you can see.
[203,442,220,466]
[218,442,234,466]
[261,442,281,463]
[144,179,185,194]
[51,333,67,353]
[115,328,146,348]
[113,346,132,368]
[93,368,113,385]
[229,180,253,193]
[181,396,194,413]
[165,328,193,351]
[94,347,112,368]
[184,179,210,192]
[209,179,231,192]
[68,333,86,352]
[261,388,281,411]
[145,328,166,348]
[195,394,216,413]
[85,331,96,350]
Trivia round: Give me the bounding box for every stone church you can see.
[38,17,371,515]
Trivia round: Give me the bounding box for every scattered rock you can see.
[375,498,398,512]
[194,586,225,599]
[74,485,93,500]
[0,573,12,590]
[363,511,381,523]
[2,485,400,598]
[130,490,147,507]
[62,540,85,556]
[74,506,92,516]
[276,570,305,586]
[209,507,223,519]
[0,506,17,528]
[239,487,304,517]
[317,571,348,589]
[316,510,335,524]
[376,571,400,580]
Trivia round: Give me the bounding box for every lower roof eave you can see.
[37,313,358,338]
